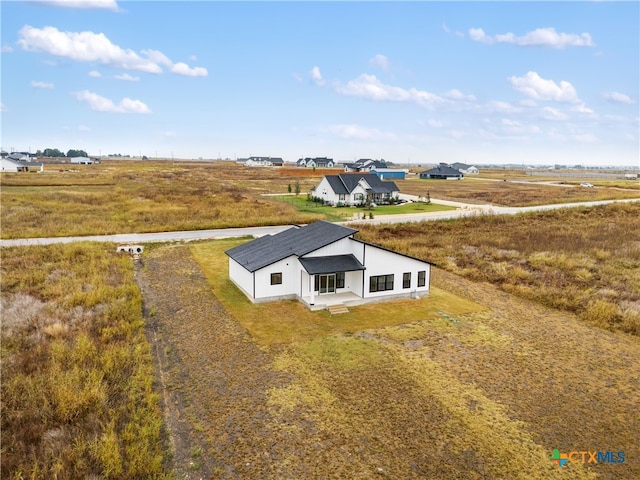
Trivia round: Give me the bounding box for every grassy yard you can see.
[185,236,638,479]
[1,243,168,479]
[190,238,483,345]
[268,195,457,222]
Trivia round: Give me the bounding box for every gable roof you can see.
[299,254,365,274]
[226,221,358,272]
[324,174,399,195]
[421,165,463,176]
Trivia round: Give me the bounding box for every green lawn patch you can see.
[190,238,486,346]
[267,195,456,221]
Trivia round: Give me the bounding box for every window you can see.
[354,193,364,201]
[369,274,394,293]
[336,272,345,289]
[271,272,282,285]
[339,194,346,201]
[403,272,411,289]
[418,270,426,287]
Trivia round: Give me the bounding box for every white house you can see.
[343,159,387,172]
[312,173,399,206]
[297,157,334,168]
[450,162,479,175]
[225,221,431,310]
[1,157,43,172]
[70,157,94,164]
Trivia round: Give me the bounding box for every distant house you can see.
[370,168,407,180]
[420,165,464,180]
[225,220,431,309]
[450,162,479,175]
[70,157,94,164]
[312,173,399,206]
[297,157,335,168]
[1,157,44,172]
[243,156,284,167]
[344,159,388,172]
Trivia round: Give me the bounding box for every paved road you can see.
[1,197,638,247]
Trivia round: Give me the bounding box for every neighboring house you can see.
[312,173,399,206]
[420,165,464,180]
[297,157,335,168]
[370,168,407,180]
[243,156,284,167]
[70,157,94,164]
[225,220,431,309]
[450,162,479,175]
[1,157,44,172]
[344,159,387,172]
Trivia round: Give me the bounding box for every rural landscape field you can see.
[1,160,639,479]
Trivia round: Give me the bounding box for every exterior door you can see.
[319,274,336,294]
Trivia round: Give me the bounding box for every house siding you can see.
[253,256,299,301]
[228,258,254,299]
[361,243,430,299]
[313,177,340,205]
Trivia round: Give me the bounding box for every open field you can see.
[1,243,168,479]
[2,160,638,239]
[396,176,640,207]
[132,240,640,479]
[355,202,640,335]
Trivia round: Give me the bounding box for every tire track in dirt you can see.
[136,245,297,479]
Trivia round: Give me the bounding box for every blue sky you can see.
[1,1,638,167]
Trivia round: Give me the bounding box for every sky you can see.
[1,1,639,167]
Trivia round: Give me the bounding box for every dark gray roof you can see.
[299,254,365,274]
[226,221,358,272]
[324,174,399,194]
[421,165,463,176]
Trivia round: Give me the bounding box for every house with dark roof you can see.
[419,164,464,180]
[312,173,399,206]
[343,158,388,172]
[243,156,284,167]
[225,220,431,309]
[450,162,479,175]
[297,157,335,168]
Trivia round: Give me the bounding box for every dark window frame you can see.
[271,272,282,285]
[417,270,426,287]
[403,272,411,289]
[369,274,394,293]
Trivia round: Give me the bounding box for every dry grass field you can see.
[2,160,638,239]
[1,243,168,479]
[131,235,639,479]
[355,202,640,336]
[397,176,639,207]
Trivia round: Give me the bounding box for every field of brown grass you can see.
[397,176,639,207]
[355,202,640,335]
[1,243,168,479]
[2,160,638,239]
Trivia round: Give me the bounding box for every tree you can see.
[287,183,292,193]
[66,149,88,158]
[294,181,301,196]
[43,148,64,157]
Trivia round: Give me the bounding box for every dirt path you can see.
[136,245,299,479]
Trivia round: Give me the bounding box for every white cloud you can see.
[114,73,139,82]
[508,71,579,103]
[88,70,102,77]
[369,54,389,71]
[162,131,176,138]
[427,119,443,128]
[78,124,90,131]
[541,106,568,121]
[31,80,54,89]
[469,27,595,49]
[442,23,450,33]
[334,73,446,108]
[18,25,207,76]
[1,44,13,53]
[35,0,119,10]
[0,103,7,112]
[326,124,397,141]
[310,66,324,86]
[72,90,151,113]
[170,62,207,77]
[443,89,476,101]
[448,130,466,139]
[603,91,634,105]
[572,103,595,115]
